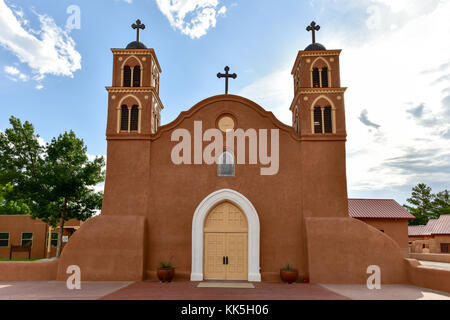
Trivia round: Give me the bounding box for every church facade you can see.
[53,22,411,284]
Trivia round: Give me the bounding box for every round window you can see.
[218,116,235,132]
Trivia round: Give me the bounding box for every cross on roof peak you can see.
[217,66,237,94]
[132,19,146,43]
[306,21,320,44]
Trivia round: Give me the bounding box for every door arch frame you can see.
[191,188,261,282]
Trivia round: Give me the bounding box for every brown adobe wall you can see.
[305,217,408,283]
[56,215,146,281]
[0,259,58,280]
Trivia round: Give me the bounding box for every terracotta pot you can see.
[157,268,175,282]
[280,269,298,284]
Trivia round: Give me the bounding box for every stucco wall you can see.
[56,215,146,281]
[102,95,348,280]
[0,259,58,280]
[305,217,408,283]
[358,218,410,252]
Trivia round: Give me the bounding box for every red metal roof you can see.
[348,199,415,219]
[408,215,450,236]
[408,225,427,236]
[428,215,450,235]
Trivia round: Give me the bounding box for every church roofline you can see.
[291,49,342,75]
[151,94,301,141]
[111,48,162,73]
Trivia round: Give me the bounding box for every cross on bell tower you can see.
[306,21,320,44]
[132,19,146,43]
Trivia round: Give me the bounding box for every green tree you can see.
[432,190,450,216]
[0,183,31,214]
[35,131,104,257]
[404,183,436,225]
[0,117,104,257]
[0,116,44,211]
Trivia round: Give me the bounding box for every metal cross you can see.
[306,21,320,44]
[217,66,237,94]
[132,19,146,43]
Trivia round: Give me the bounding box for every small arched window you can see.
[133,66,141,87]
[313,105,333,134]
[130,105,139,131]
[218,151,235,177]
[323,106,332,133]
[120,105,129,131]
[312,68,320,88]
[321,68,329,88]
[313,107,322,133]
[123,66,131,87]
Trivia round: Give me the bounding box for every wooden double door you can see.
[203,202,248,280]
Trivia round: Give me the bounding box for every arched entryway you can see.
[204,202,248,280]
[191,189,261,282]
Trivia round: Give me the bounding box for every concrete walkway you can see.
[0,280,449,300]
[320,284,450,300]
[419,260,450,271]
[0,281,131,300]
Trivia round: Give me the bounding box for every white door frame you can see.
[190,188,261,282]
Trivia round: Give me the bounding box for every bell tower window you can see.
[323,106,332,133]
[321,68,329,87]
[120,105,129,130]
[130,105,139,131]
[119,104,140,132]
[133,66,141,87]
[313,107,322,133]
[312,68,320,88]
[123,66,131,87]
[313,105,334,134]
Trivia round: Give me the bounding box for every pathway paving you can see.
[1,280,449,300]
[0,281,131,300]
[100,281,348,300]
[419,260,450,271]
[320,284,450,300]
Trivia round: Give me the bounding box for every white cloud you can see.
[156,0,227,39]
[0,0,81,84]
[4,65,29,81]
[239,0,450,197]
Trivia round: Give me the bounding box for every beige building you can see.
[0,215,80,259]
[409,215,450,254]
[348,199,415,255]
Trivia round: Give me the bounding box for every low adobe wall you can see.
[408,253,450,263]
[305,217,408,283]
[0,259,58,281]
[405,259,450,293]
[56,215,146,281]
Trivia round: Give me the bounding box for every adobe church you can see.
[52,21,411,284]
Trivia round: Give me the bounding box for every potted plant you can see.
[280,264,298,284]
[157,258,175,282]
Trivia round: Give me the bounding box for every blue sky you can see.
[0,0,449,204]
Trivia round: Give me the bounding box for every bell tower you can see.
[291,21,349,220]
[102,20,164,218]
[290,21,346,137]
[106,19,163,137]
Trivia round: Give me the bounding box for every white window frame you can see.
[21,232,33,247]
[0,232,10,247]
